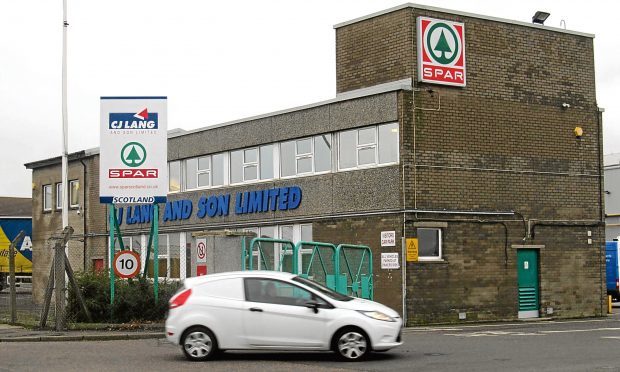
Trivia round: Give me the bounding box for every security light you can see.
[532,11,550,25]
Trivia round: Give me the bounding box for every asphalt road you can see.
[3,313,620,372]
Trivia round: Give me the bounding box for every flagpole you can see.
[61,0,69,233]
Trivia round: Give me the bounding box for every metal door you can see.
[517,249,539,319]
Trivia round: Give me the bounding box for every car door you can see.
[242,278,328,348]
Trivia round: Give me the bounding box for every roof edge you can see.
[169,78,412,140]
[333,2,594,39]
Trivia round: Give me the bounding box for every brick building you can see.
[26,3,604,325]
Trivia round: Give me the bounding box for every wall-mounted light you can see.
[532,11,550,25]
[562,103,571,109]
[574,126,583,139]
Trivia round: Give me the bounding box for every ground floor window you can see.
[417,228,442,260]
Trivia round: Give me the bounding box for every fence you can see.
[243,237,373,300]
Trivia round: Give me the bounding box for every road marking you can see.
[601,336,620,340]
[445,331,544,337]
[541,327,620,334]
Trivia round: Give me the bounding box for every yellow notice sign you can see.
[406,238,419,262]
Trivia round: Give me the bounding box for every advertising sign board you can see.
[417,17,466,87]
[100,97,168,204]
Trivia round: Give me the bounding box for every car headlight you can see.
[358,310,396,322]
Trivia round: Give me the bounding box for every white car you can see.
[165,271,402,361]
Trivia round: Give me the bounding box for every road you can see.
[3,312,620,371]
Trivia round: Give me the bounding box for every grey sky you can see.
[1,0,618,197]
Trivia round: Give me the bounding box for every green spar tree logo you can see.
[426,22,459,65]
[121,142,147,167]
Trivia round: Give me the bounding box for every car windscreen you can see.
[292,276,353,301]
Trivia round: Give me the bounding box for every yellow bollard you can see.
[608,295,613,314]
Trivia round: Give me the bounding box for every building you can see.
[605,154,620,240]
[0,197,33,290]
[26,3,604,325]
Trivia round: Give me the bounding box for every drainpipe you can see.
[80,158,88,271]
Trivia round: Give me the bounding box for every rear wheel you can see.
[181,326,218,361]
[333,328,369,361]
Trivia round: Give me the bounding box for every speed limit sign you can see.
[113,250,141,279]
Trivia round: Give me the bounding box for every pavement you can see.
[0,323,165,342]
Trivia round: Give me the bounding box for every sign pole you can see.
[109,204,115,306]
[153,203,159,302]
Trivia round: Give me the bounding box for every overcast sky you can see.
[1,0,618,198]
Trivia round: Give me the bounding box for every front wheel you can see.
[181,326,218,361]
[333,328,369,361]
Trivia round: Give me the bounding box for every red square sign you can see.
[417,17,466,87]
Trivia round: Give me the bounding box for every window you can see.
[185,156,211,190]
[244,278,314,306]
[231,148,259,184]
[280,135,332,177]
[55,183,63,209]
[259,145,274,180]
[378,123,399,164]
[169,161,181,192]
[43,184,52,211]
[69,180,79,208]
[418,228,442,260]
[212,153,226,186]
[314,135,332,172]
[338,123,399,170]
[147,234,181,279]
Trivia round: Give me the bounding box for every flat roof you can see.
[25,79,413,167]
[334,2,594,39]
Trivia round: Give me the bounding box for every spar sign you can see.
[100,97,168,204]
[417,17,466,87]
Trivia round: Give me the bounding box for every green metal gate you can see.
[335,244,373,300]
[242,238,373,300]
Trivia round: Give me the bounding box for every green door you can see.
[517,249,539,318]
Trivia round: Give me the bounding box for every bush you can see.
[67,271,182,323]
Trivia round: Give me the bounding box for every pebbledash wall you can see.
[25,3,604,325]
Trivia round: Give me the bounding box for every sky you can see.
[1,0,619,198]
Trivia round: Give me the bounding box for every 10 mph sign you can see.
[113,250,141,279]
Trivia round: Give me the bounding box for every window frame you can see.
[417,228,443,261]
[69,180,79,208]
[338,123,399,171]
[231,147,261,184]
[55,183,63,210]
[43,184,52,211]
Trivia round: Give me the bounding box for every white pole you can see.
[61,0,69,236]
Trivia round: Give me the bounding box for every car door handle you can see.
[249,307,263,312]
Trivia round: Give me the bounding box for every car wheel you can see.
[181,326,218,361]
[333,328,369,361]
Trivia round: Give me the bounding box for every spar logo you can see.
[109,108,159,129]
[108,141,158,178]
[417,17,466,87]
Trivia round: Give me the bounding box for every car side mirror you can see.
[304,300,319,314]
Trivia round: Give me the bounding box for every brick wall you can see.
[338,6,604,324]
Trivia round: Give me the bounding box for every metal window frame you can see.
[417,227,443,261]
[69,179,80,208]
[43,184,52,211]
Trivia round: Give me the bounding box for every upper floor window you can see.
[56,183,63,209]
[231,145,273,184]
[43,184,52,211]
[281,135,332,177]
[69,180,80,208]
[339,123,399,170]
[169,161,181,193]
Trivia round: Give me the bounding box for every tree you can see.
[433,30,452,63]
[126,146,142,165]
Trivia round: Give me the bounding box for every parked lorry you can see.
[0,218,32,291]
[606,241,620,301]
